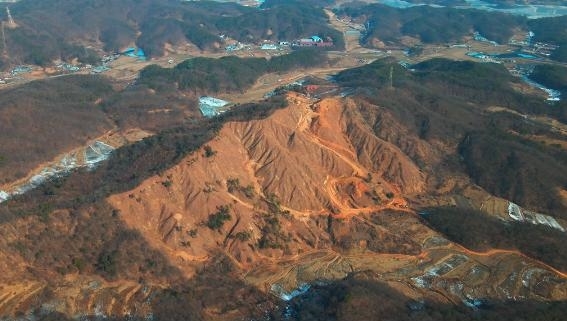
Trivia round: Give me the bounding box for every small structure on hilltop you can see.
[199,96,230,118]
[5,7,17,29]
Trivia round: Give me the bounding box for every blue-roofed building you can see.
[136,48,146,61]
[311,35,323,42]
[121,47,146,60]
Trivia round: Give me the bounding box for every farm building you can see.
[293,35,333,47]
[121,47,147,60]
[261,44,278,50]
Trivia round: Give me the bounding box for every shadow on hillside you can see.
[35,270,567,321]
[0,95,289,221]
[275,271,567,321]
[0,94,289,319]
[421,206,567,273]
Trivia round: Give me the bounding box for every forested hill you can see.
[335,3,526,46]
[529,64,567,94]
[335,58,567,217]
[0,0,343,68]
[138,49,328,94]
[528,15,567,62]
[334,2,567,62]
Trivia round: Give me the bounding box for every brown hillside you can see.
[88,93,567,318]
[0,76,113,184]
[1,93,567,320]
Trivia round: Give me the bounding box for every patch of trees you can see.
[1,27,101,66]
[206,205,232,230]
[226,177,255,198]
[336,58,546,114]
[1,0,342,67]
[257,193,292,250]
[336,58,567,217]
[0,75,114,183]
[203,145,216,158]
[138,49,328,94]
[423,207,567,272]
[99,84,198,131]
[411,59,543,108]
[336,4,526,46]
[217,0,344,50]
[529,15,567,62]
[334,57,409,89]
[4,201,179,281]
[458,130,567,216]
[529,64,567,93]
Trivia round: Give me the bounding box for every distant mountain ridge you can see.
[0,0,343,68]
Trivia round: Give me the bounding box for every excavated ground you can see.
[104,94,567,316]
[1,93,567,319]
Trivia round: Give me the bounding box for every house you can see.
[311,35,323,42]
[261,43,278,50]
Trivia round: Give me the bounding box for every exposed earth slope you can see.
[2,91,567,320]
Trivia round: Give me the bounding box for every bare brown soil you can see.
[91,93,567,318]
[0,92,566,319]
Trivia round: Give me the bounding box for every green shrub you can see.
[203,145,216,158]
[206,205,231,230]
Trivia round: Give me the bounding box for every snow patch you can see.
[509,201,566,232]
[199,96,230,117]
[521,75,561,102]
[271,283,311,301]
[0,190,9,203]
[522,268,547,288]
[508,202,524,221]
[411,276,431,288]
[85,141,115,169]
[1,141,114,202]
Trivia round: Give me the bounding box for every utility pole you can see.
[389,65,393,89]
[6,7,14,27]
[1,21,7,57]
